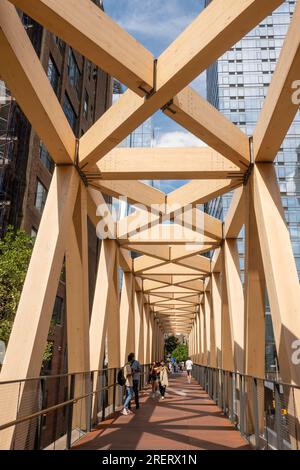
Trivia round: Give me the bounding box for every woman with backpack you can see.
[121,352,134,416]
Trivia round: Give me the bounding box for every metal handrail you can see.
[0,364,152,445]
[193,363,300,390]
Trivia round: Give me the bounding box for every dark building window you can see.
[63,94,77,132]
[83,90,89,119]
[39,143,54,174]
[47,56,60,96]
[34,179,48,213]
[54,35,65,54]
[52,296,63,326]
[67,49,81,97]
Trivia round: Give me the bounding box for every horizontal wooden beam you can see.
[0,1,75,164]
[119,224,220,246]
[164,87,250,169]
[9,0,154,96]
[90,147,243,180]
[253,0,300,162]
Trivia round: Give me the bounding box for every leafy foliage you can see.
[172,344,189,363]
[165,335,179,354]
[0,227,53,362]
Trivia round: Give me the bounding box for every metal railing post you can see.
[275,383,283,450]
[252,377,260,449]
[113,368,117,413]
[66,374,75,450]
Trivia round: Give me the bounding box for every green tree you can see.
[165,335,179,355]
[0,226,53,363]
[172,344,188,363]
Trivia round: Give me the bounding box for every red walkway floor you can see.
[73,374,251,451]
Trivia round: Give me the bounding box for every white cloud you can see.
[106,0,202,50]
[156,131,207,148]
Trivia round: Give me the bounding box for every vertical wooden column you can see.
[223,239,244,372]
[211,272,222,368]
[66,182,90,374]
[143,304,150,364]
[204,292,211,366]
[253,164,300,444]
[89,239,118,421]
[244,179,266,434]
[66,182,90,430]
[120,272,135,365]
[134,291,144,363]
[148,314,154,362]
[253,164,300,385]
[221,252,234,372]
[107,247,121,370]
[90,240,118,371]
[200,302,207,365]
[0,167,79,450]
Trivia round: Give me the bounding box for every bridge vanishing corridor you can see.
[72,373,250,451]
[0,0,300,451]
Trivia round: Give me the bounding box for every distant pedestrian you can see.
[185,357,193,384]
[149,361,159,398]
[128,353,141,410]
[121,353,134,416]
[158,360,169,400]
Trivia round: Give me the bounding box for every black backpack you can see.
[117,368,126,386]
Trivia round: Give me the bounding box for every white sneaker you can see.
[161,396,165,400]
[121,409,128,415]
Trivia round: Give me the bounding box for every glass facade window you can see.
[83,89,89,119]
[63,94,77,132]
[34,179,47,213]
[39,142,54,174]
[67,49,81,97]
[47,56,60,96]
[205,0,300,373]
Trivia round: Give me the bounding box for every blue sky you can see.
[104,0,207,151]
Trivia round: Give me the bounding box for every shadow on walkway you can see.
[72,374,251,451]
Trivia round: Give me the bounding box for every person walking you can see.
[185,357,193,384]
[149,361,159,398]
[121,353,134,416]
[129,353,141,410]
[158,360,169,400]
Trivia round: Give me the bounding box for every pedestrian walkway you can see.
[73,374,251,450]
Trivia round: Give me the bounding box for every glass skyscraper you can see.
[205,0,300,372]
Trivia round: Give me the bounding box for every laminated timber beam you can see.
[253,0,300,162]
[223,186,246,238]
[92,147,244,180]
[156,0,284,103]
[90,179,165,209]
[118,208,222,245]
[163,87,250,169]
[78,0,283,168]
[0,1,75,164]
[8,0,154,96]
[167,179,242,209]
[119,224,220,246]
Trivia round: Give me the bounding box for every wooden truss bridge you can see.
[0,0,300,449]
